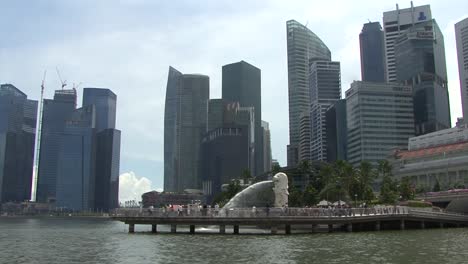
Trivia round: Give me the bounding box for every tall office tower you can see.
[37,89,77,203]
[56,105,96,211]
[325,99,347,162]
[0,84,37,203]
[360,22,386,82]
[309,61,341,161]
[83,88,120,211]
[456,18,468,123]
[383,3,431,83]
[82,88,116,131]
[395,19,450,135]
[200,101,254,202]
[286,20,331,166]
[222,61,263,175]
[163,67,182,192]
[346,81,415,166]
[163,67,209,192]
[261,121,272,172]
[298,112,311,162]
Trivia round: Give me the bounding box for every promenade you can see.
[113,206,468,234]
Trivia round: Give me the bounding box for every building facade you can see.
[261,121,272,173]
[456,18,468,123]
[325,99,347,162]
[395,19,450,135]
[37,89,77,203]
[286,19,331,166]
[222,61,263,176]
[383,3,432,83]
[164,67,209,192]
[0,84,37,203]
[82,88,116,131]
[360,22,386,82]
[346,81,415,166]
[309,61,341,162]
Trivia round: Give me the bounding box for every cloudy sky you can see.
[1,0,467,200]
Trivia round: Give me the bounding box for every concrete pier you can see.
[171,224,177,233]
[151,224,157,233]
[285,225,291,235]
[219,225,226,234]
[328,224,333,233]
[400,220,405,230]
[129,223,135,233]
[190,225,195,234]
[271,226,278,234]
[375,221,381,231]
[346,224,353,232]
[421,221,425,229]
[233,225,239,234]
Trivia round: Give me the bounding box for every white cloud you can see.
[119,171,153,202]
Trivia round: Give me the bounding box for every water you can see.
[1,217,468,264]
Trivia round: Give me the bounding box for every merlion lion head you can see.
[273,172,288,190]
[272,172,289,207]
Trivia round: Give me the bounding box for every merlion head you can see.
[273,172,288,192]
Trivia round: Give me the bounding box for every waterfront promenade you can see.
[113,206,468,234]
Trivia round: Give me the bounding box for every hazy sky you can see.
[1,0,467,199]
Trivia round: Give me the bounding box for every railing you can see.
[113,206,416,219]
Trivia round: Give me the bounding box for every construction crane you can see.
[56,67,67,89]
[31,70,47,202]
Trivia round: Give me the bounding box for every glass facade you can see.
[222,61,263,176]
[395,19,450,135]
[83,88,116,131]
[360,22,386,82]
[455,18,468,123]
[0,84,37,203]
[286,20,331,166]
[325,99,347,162]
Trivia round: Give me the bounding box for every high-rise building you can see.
[309,61,341,161]
[346,81,415,166]
[164,67,182,193]
[262,121,272,173]
[0,84,37,203]
[56,105,96,211]
[222,61,263,176]
[37,89,77,203]
[163,67,209,192]
[298,112,311,162]
[383,3,432,83]
[286,20,331,166]
[395,19,450,135]
[82,88,120,211]
[82,88,116,131]
[456,18,468,123]
[200,100,254,202]
[325,99,347,162]
[360,22,386,82]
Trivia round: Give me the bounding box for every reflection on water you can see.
[1,217,468,264]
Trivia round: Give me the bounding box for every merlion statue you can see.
[272,172,289,207]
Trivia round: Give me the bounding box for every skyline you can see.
[1,0,468,200]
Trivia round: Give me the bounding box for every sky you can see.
[1,0,467,201]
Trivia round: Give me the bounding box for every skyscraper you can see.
[286,20,331,166]
[395,19,450,135]
[82,88,116,131]
[164,67,209,192]
[37,89,77,203]
[325,99,347,162]
[83,88,120,212]
[360,22,386,82]
[222,61,263,175]
[383,4,431,83]
[346,81,415,166]
[309,61,341,161]
[262,121,272,172]
[56,105,96,211]
[456,18,468,123]
[0,84,37,203]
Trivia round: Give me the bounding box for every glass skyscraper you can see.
[164,67,209,192]
[456,17,468,123]
[395,19,450,135]
[83,88,116,131]
[360,22,386,82]
[222,61,263,176]
[0,84,37,203]
[286,19,331,166]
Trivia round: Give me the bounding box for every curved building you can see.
[286,20,331,166]
[164,67,210,192]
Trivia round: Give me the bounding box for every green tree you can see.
[399,176,414,200]
[240,169,252,182]
[356,161,375,202]
[271,163,281,175]
[379,174,398,204]
[303,184,319,206]
[288,186,303,207]
[433,178,441,192]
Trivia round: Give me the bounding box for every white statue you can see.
[272,172,289,207]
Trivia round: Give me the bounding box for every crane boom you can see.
[31,70,46,202]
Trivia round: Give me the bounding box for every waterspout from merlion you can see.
[223,172,289,209]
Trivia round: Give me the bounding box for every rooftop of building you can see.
[394,140,468,160]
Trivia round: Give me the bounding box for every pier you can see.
[113,207,468,234]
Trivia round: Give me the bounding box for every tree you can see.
[212,179,243,207]
[356,161,375,202]
[240,169,252,182]
[303,184,319,206]
[288,186,303,207]
[399,177,414,200]
[379,174,398,204]
[433,178,441,192]
[271,163,281,175]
